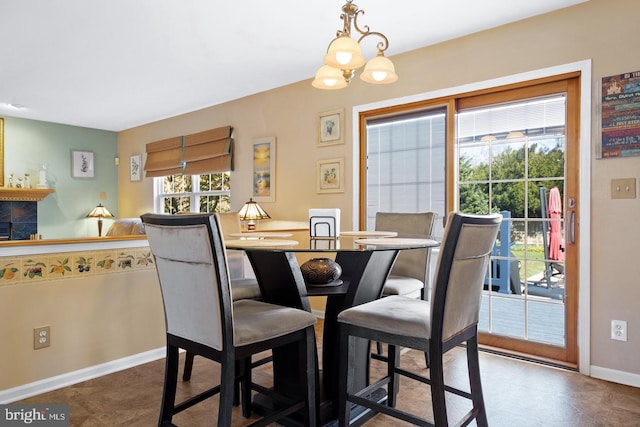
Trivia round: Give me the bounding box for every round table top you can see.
[224,230,438,252]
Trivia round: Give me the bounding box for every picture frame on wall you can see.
[318,109,344,147]
[317,157,344,193]
[252,136,276,202]
[71,150,95,179]
[130,154,142,181]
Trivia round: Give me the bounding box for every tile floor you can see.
[15,322,640,426]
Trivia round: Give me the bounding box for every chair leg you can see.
[467,335,488,427]
[338,325,352,427]
[302,327,317,427]
[387,344,399,408]
[159,344,179,427]
[218,357,236,427]
[429,348,448,426]
[182,351,195,381]
[240,357,252,418]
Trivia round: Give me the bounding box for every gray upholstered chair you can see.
[142,213,317,427]
[373,212,436,364]
[337,212,501,427]
[375,212,436,300]
[182,211,263,383]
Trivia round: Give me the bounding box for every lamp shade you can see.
[238,198,270,231]
[359,54,398,84]
[87,204,114,219]
[324,36,365,69]
[312,65,349,90]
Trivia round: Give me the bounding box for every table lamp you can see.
[87,203,114,237]
[238,198,270,231]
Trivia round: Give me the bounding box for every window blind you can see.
[144,126,233,177]
[183,126,233,175]
[144,136,184,178]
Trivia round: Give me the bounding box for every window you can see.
[144,126,234,214]
[364,107,447,238]
[155,172,231,214]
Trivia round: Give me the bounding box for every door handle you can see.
[567,210,575,244]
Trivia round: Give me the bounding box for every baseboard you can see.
[590,365,640,388]
[0,347,166,404]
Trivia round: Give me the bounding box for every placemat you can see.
[227,232,293,238]
[340,230,398,237]
[224,239,299,247]
[354,237,438,246]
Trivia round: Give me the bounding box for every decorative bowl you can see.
[300,257,342,284]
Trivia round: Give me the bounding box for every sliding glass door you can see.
[359,75,580,366]
[456,77,580,365]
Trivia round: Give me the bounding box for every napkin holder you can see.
[309,208,340,239]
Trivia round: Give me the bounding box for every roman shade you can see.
[144,126,233,178]
[183,126,233,175]
[144,136,184,178]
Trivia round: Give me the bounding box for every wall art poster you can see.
[252,136,276,202]
[601,70,640,158]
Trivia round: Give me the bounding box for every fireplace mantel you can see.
[0,188,55,202]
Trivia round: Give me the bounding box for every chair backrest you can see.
[141,213,232,352]
[430,212,502,344]
[375,212,437,283]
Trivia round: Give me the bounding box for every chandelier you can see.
[312,1,398,90]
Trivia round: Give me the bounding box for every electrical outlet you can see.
[611,320,627,342]
[34,326,51,349]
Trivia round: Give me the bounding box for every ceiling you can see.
[0,0,586,132]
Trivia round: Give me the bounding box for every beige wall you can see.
[0,268,164,391]
[117,0,639,380]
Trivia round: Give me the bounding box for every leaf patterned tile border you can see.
[22,257,48,281]
[0,246,154,286]
[0,259,20,284]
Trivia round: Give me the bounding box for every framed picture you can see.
[130,154,142,181]
[71,150,95,178]
[317,158,344,193]
[318,109,344,147]
[252,136,276,202]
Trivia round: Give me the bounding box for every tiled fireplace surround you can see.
[0,200,38,240]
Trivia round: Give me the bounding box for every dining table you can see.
[224,230,439,426]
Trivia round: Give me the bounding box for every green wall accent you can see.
[3,116,118,238]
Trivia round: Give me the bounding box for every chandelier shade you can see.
[313,1,397,90]
[324,36,366,69]
[312,65,349,90]
[360,53,398,84]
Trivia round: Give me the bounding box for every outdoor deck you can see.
[479,281,565,347]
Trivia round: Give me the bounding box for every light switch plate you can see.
[611,178,636,199]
